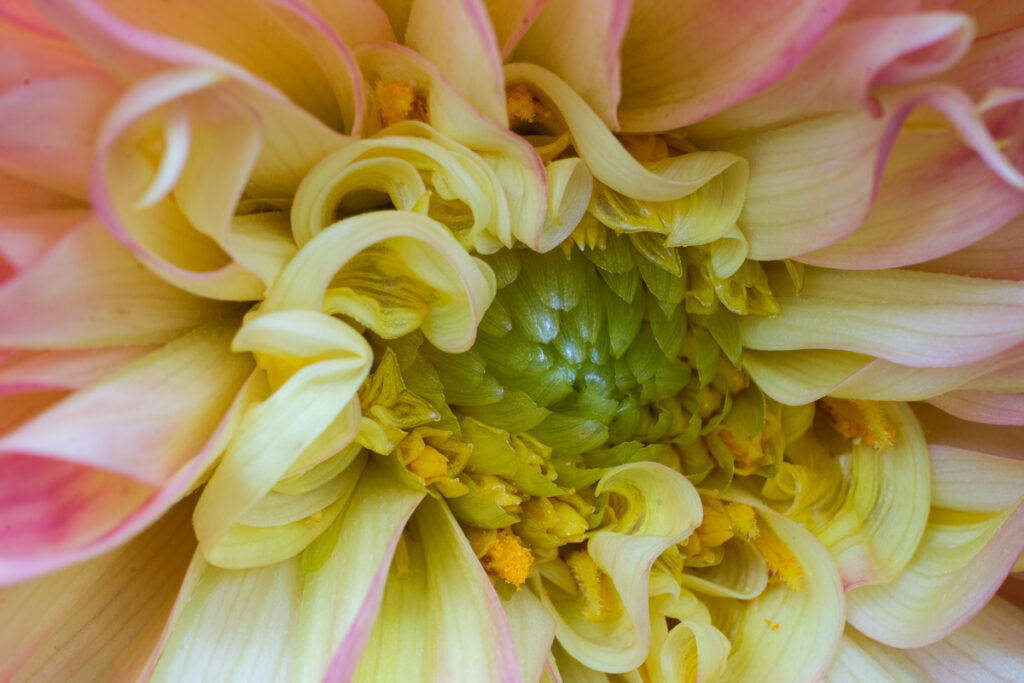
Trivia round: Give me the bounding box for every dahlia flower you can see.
[2,0,1024,681]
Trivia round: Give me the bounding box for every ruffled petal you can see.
[0,499,194,682]
[353,497,520,682]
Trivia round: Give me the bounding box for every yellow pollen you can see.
[506,84,547,124]
[724,501,759,539]
[480,530,534,588]
[406,444,448,481]
[749,521,804,591]
[818,397,896,450]
[375,79,426,127]
[566,549,609,623]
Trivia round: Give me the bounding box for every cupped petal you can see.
[0,498,195,682]
[264,210,495,353]
[903,597,1024,681]
[739,267,1024,368]
[353,496,521,683]
[0,72,119,200]
[716,495,846,683]
[615,0,848,131]
[812,403,931,588]
[404,0,507,126]
[512,0,628,128]
[356,43,548,250]
[543,462,702,673]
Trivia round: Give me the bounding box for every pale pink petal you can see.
[0,218,228,349]
[0,366,259,584]
[0,498,194,681]
[928,390,1024,425]
[616,0,848,131]
[690,12,975,136]
[0,208,86,273]
[957,0,1024,37]
[513,0,628,127]
[904,597,1024,681]
[405,0,508,125]
[915,212,1024,279]
[0,347,153,394]
[0,18,94,90]
[482,0,548,58]
[913,403,1024,461]
[0,72,119,200]
[0,171,82,215]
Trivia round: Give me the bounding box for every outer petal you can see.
[0,321,255,583]
[739,267,1024,368]
[916,212,1024,280]
[615,0,848,131]
[482,0,548,58]
[0,498,195,682]
[904,597,1024,682]
[824,627,927,682]
[503,588,557,683]
[0,218,228,349]
[353,497,521,683]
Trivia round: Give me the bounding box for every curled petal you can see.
[265,211,496,353]
[543,462,702,673]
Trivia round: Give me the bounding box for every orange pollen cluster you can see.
[817,397,896,450]
[481,530,534,588]
[506,83,547,125]
[375,79,427,127]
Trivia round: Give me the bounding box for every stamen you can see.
[566,549,610,622]
[375,79,427,127]
[480,529,534,588]
[749,521,805,591]
[506,84,548,125]
[818,397,896,450]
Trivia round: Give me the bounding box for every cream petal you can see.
[0,498,195,682]
[482,0,547,58]
[353,497,521,682]
[916,212,1024,280]
[928,390,1024,426]
[824,627,927,682]
[504,588,557,683]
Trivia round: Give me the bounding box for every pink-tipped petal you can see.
[0,18,94,90]
[0,347,153,394]
[0,497,195,682]
[0,208,86,274]
[513,0,628,128]
[483,0,548,58]
[0,218,228,349]
[616,0,849,131]
[915,212,1024,280]
[405,0,508,126]
[928,390,1024,426]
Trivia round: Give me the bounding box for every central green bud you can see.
[426,232,693,457]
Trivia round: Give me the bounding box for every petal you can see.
[904,597,1024,682]
[263,210,496,353]
[916,212,1024,280]
[353,497,521,682]
[504,588,557,683]
[615,0,848,131]
[0,346,154,394]
[0,364,260,584]
[739,267,1024,368]
[930,445,1024,513]
[0,318,252,486]
[149,554,304,682]
[296,458,425,682]
[482,0,548,58]
[513,0,628,127]
[0,218,228,349]
[846,499,1024,647]
[824,627,927,682]
[0,208,87,275]
[913,402,1024,461]
[404,0,507,126]
[542,462,702,673]
[716,495,846,683]
[928,390,1024,426]
[0,72,119,200]
[813,403,931,588]
[0,498,194,682]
